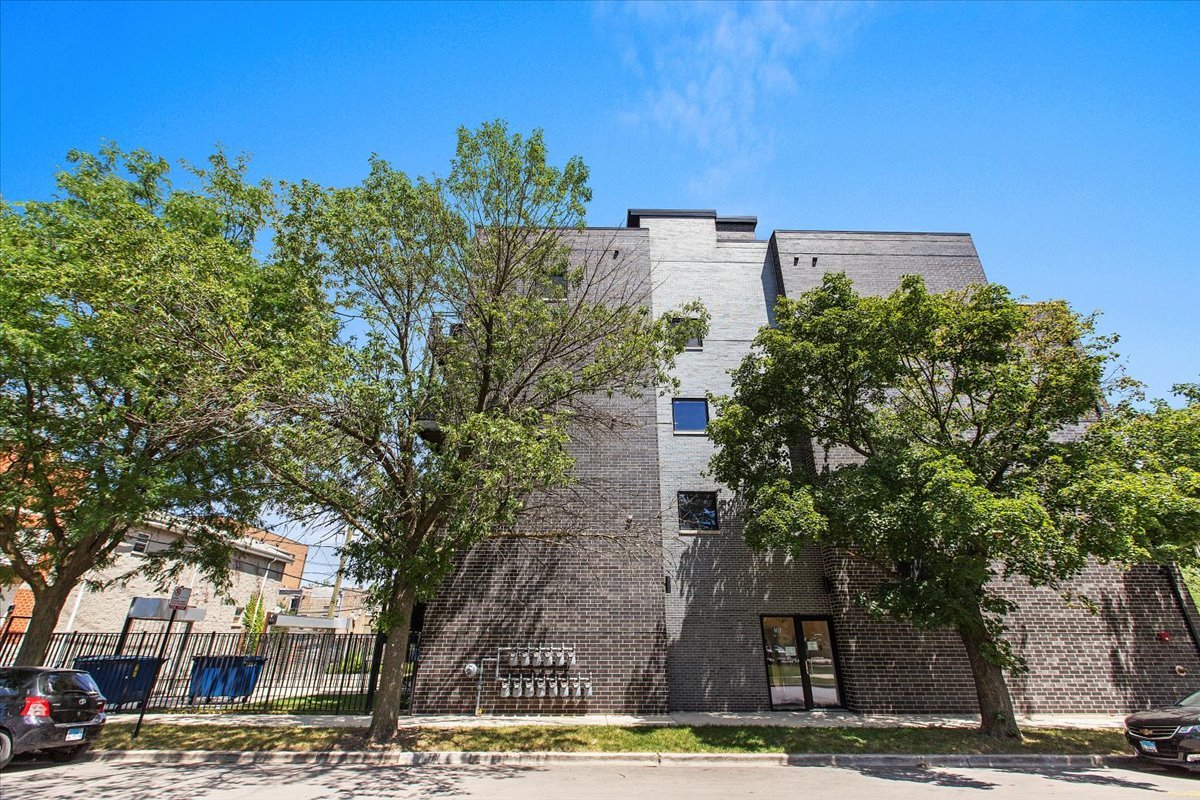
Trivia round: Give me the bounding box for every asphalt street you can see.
[3,759,1199,800]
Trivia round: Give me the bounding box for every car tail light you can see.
[20,696,52,717]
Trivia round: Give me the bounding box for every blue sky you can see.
[3,1,1197,581]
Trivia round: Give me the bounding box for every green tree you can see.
[0,145,328,666]
[708,273,1198,739]
[240,594,267,655]
[1058,383,1200,567]
[268,121,705,742]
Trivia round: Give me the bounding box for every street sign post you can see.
[133,587,189,738]
[168,586,191,611]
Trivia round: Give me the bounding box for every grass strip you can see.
[151,693,371,716]
[95,724,1130,756]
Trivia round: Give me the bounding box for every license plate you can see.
[65,727,84,742]
[1140,739,1158,753]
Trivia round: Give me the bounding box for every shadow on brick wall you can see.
[413,532,671,715]
[670,525,831,711]
[998,563,1200,714]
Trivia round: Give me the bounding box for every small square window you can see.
[672,398,709,433]
[130,531,151,555]
[678,491,719,532]
[670,317,704,350]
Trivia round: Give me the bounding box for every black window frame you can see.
[671,398,709,434]
[677,491,719,532]
[670,316,704,350]
[758,614,846,711]
[541,266,569,303]
[130,530,151,555]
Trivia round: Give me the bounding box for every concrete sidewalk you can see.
[84,749,1141,769]
[105,709,1127,730]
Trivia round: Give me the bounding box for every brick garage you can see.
[409,210,1200,716]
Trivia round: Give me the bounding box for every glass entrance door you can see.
[761,617,806,709]
[799,619,840,708]
[760,616,842,709]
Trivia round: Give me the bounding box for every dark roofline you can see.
[626,209,716,227]
[716,216,758,225]
[772,229,972,237]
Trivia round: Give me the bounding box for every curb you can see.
[86,750,1144,769]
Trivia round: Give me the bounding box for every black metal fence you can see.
[0,628,420,715]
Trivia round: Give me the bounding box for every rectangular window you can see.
[671,317,704,350]
[542,266,568,302]
[42,671,100,695]
[672,398,709,433]
[678,491,719,531]
[130,531,151,555]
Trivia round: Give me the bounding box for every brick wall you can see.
[411,389,669,714]
[410,229,670,715]
[1,523,299,635]
[4,587,35,635]
[773,230,988,298]
[244,529,309,589]
[1003,563,1200,713]
[407,211,1200,716]
[827,553,1200,714]
[642,214,840,711]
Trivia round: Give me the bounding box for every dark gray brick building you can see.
[409,210,1200,716]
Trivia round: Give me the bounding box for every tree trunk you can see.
[957,613,1021,740]
[13,584,72,667]
[366,582,416,744]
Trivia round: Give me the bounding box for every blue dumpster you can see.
[73,655,165,710]
[188,655,266,702]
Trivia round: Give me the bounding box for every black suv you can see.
[1126,688,1200,770]
[0,667,107,769]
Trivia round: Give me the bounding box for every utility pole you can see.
[326,524,354,618]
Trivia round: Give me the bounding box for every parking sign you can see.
[168,586,191,610]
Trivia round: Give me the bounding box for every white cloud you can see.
[602,1,872,196]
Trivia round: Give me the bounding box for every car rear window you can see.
[42,671,101,694]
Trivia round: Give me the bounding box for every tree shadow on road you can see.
[8,759,537,799]
[844,763,1175,793]
[994,763,1192,790]
[847,766,997,789]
